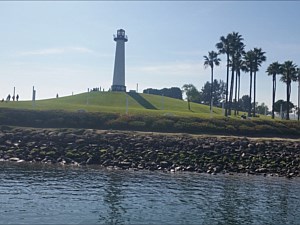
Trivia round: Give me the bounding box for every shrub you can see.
[128,121,147,129]
[1,108,300,137]
[105,119,128,129]
[254,125,279,135]
[151,119,174,131]
[225,125,237,133]
[238,124,256,134]
[173,121,198,133]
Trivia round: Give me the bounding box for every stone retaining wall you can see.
[1,127,299,178]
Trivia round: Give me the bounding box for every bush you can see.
[105,119,128,129]
[1,108,300,137]
[238,124,256,134]
[173,121,198,133]
[225,125,237,133]
[254,125,279,134]
[151,119,175,131]
[128,121,147,129]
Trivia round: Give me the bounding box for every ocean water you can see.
[0,162,299,225]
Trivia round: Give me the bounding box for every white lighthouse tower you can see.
[111,29,128,92]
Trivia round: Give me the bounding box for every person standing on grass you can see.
[6,94,11,102]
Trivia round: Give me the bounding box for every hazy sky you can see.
[0,1,300,108]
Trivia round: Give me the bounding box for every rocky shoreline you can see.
[0,126,300,178]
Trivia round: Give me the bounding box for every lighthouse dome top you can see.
[114,29,128,42]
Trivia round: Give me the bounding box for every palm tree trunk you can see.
[228,66,235,116]
[253,71,257,117]
[272,74,276,119]
[286,79,290,120]
[225,54,229,117]
[210,66,214,111]
[298,76,300,121]
[234,70,238,116]
[237,71,240,115]
[248,70,253,117]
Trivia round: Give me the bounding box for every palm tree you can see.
[266,62,282,119]
[243,50,256,117]
[228,32,245,116]
[204,51,221,111]
[216,34,232,116]
[253,48,266,117]
[280,61,298,120]
[235,58,247,115]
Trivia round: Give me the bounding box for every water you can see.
[0,162,299,225]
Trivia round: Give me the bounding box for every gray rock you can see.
[160,161,169,168]
[9,157,20,162]
[118,161,131,169]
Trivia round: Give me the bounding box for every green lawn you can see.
[0,92,225,118]
[1,91,298,137]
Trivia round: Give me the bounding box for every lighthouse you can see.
[111,29,128,92]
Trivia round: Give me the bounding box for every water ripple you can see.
[0,162,300,225]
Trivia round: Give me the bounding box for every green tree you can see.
[256,102,269,115]
[266,62,282,119]
[182,84,199,111]
[203,51,221,111]
[274,99,294,118]
[199,79,226,106]
[280,61,298,120]
[238,95,251,113]
[253,48,267,117]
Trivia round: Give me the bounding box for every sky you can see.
[0,1,300,108]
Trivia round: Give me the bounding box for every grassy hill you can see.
[0,91,299,137]
[0,91,224,118]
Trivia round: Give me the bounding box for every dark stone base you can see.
[111,85,126,92]
[2,127,300,178]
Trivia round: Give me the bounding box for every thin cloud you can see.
[264,41,300,59]
[129,61,200,76]
[18,47,95,56]
[129,60,225,77]
[170,50,208,56]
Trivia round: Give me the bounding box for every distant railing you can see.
[113,34,128,40]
